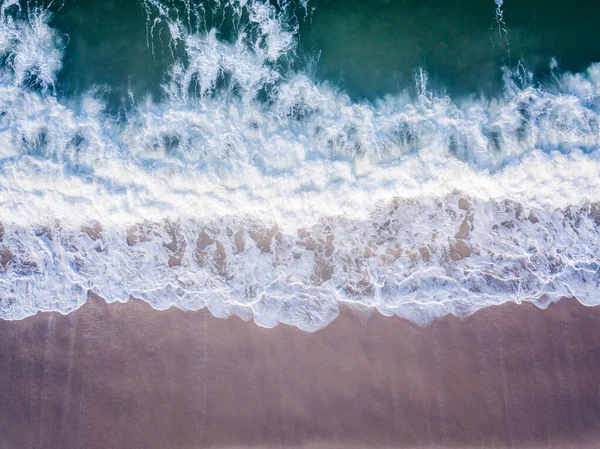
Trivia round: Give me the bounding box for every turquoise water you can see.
[40,0,600,103]
[308,0,600,98]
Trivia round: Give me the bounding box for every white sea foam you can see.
[0,0,599,330]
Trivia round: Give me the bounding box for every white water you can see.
[0,0,599,331]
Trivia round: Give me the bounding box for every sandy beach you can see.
[3,0,600,447]
[0,295,599,449]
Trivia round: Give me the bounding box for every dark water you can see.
[40,0,600,104]
[308,0,600,98]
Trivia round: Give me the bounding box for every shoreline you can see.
[1,295,600,448]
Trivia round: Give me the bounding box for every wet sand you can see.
[1,296,600,449]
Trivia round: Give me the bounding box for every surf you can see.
[0,0,599,330]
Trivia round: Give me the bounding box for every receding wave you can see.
[1,0,599,330]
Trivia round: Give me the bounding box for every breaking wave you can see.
[1,0,599,330]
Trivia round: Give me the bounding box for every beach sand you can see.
[1,295,600,449]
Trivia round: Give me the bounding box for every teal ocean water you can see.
[44,0,600,102]
[1,0,600,330]
[309,0,600,97]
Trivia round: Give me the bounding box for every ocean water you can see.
[0,0,599,331]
